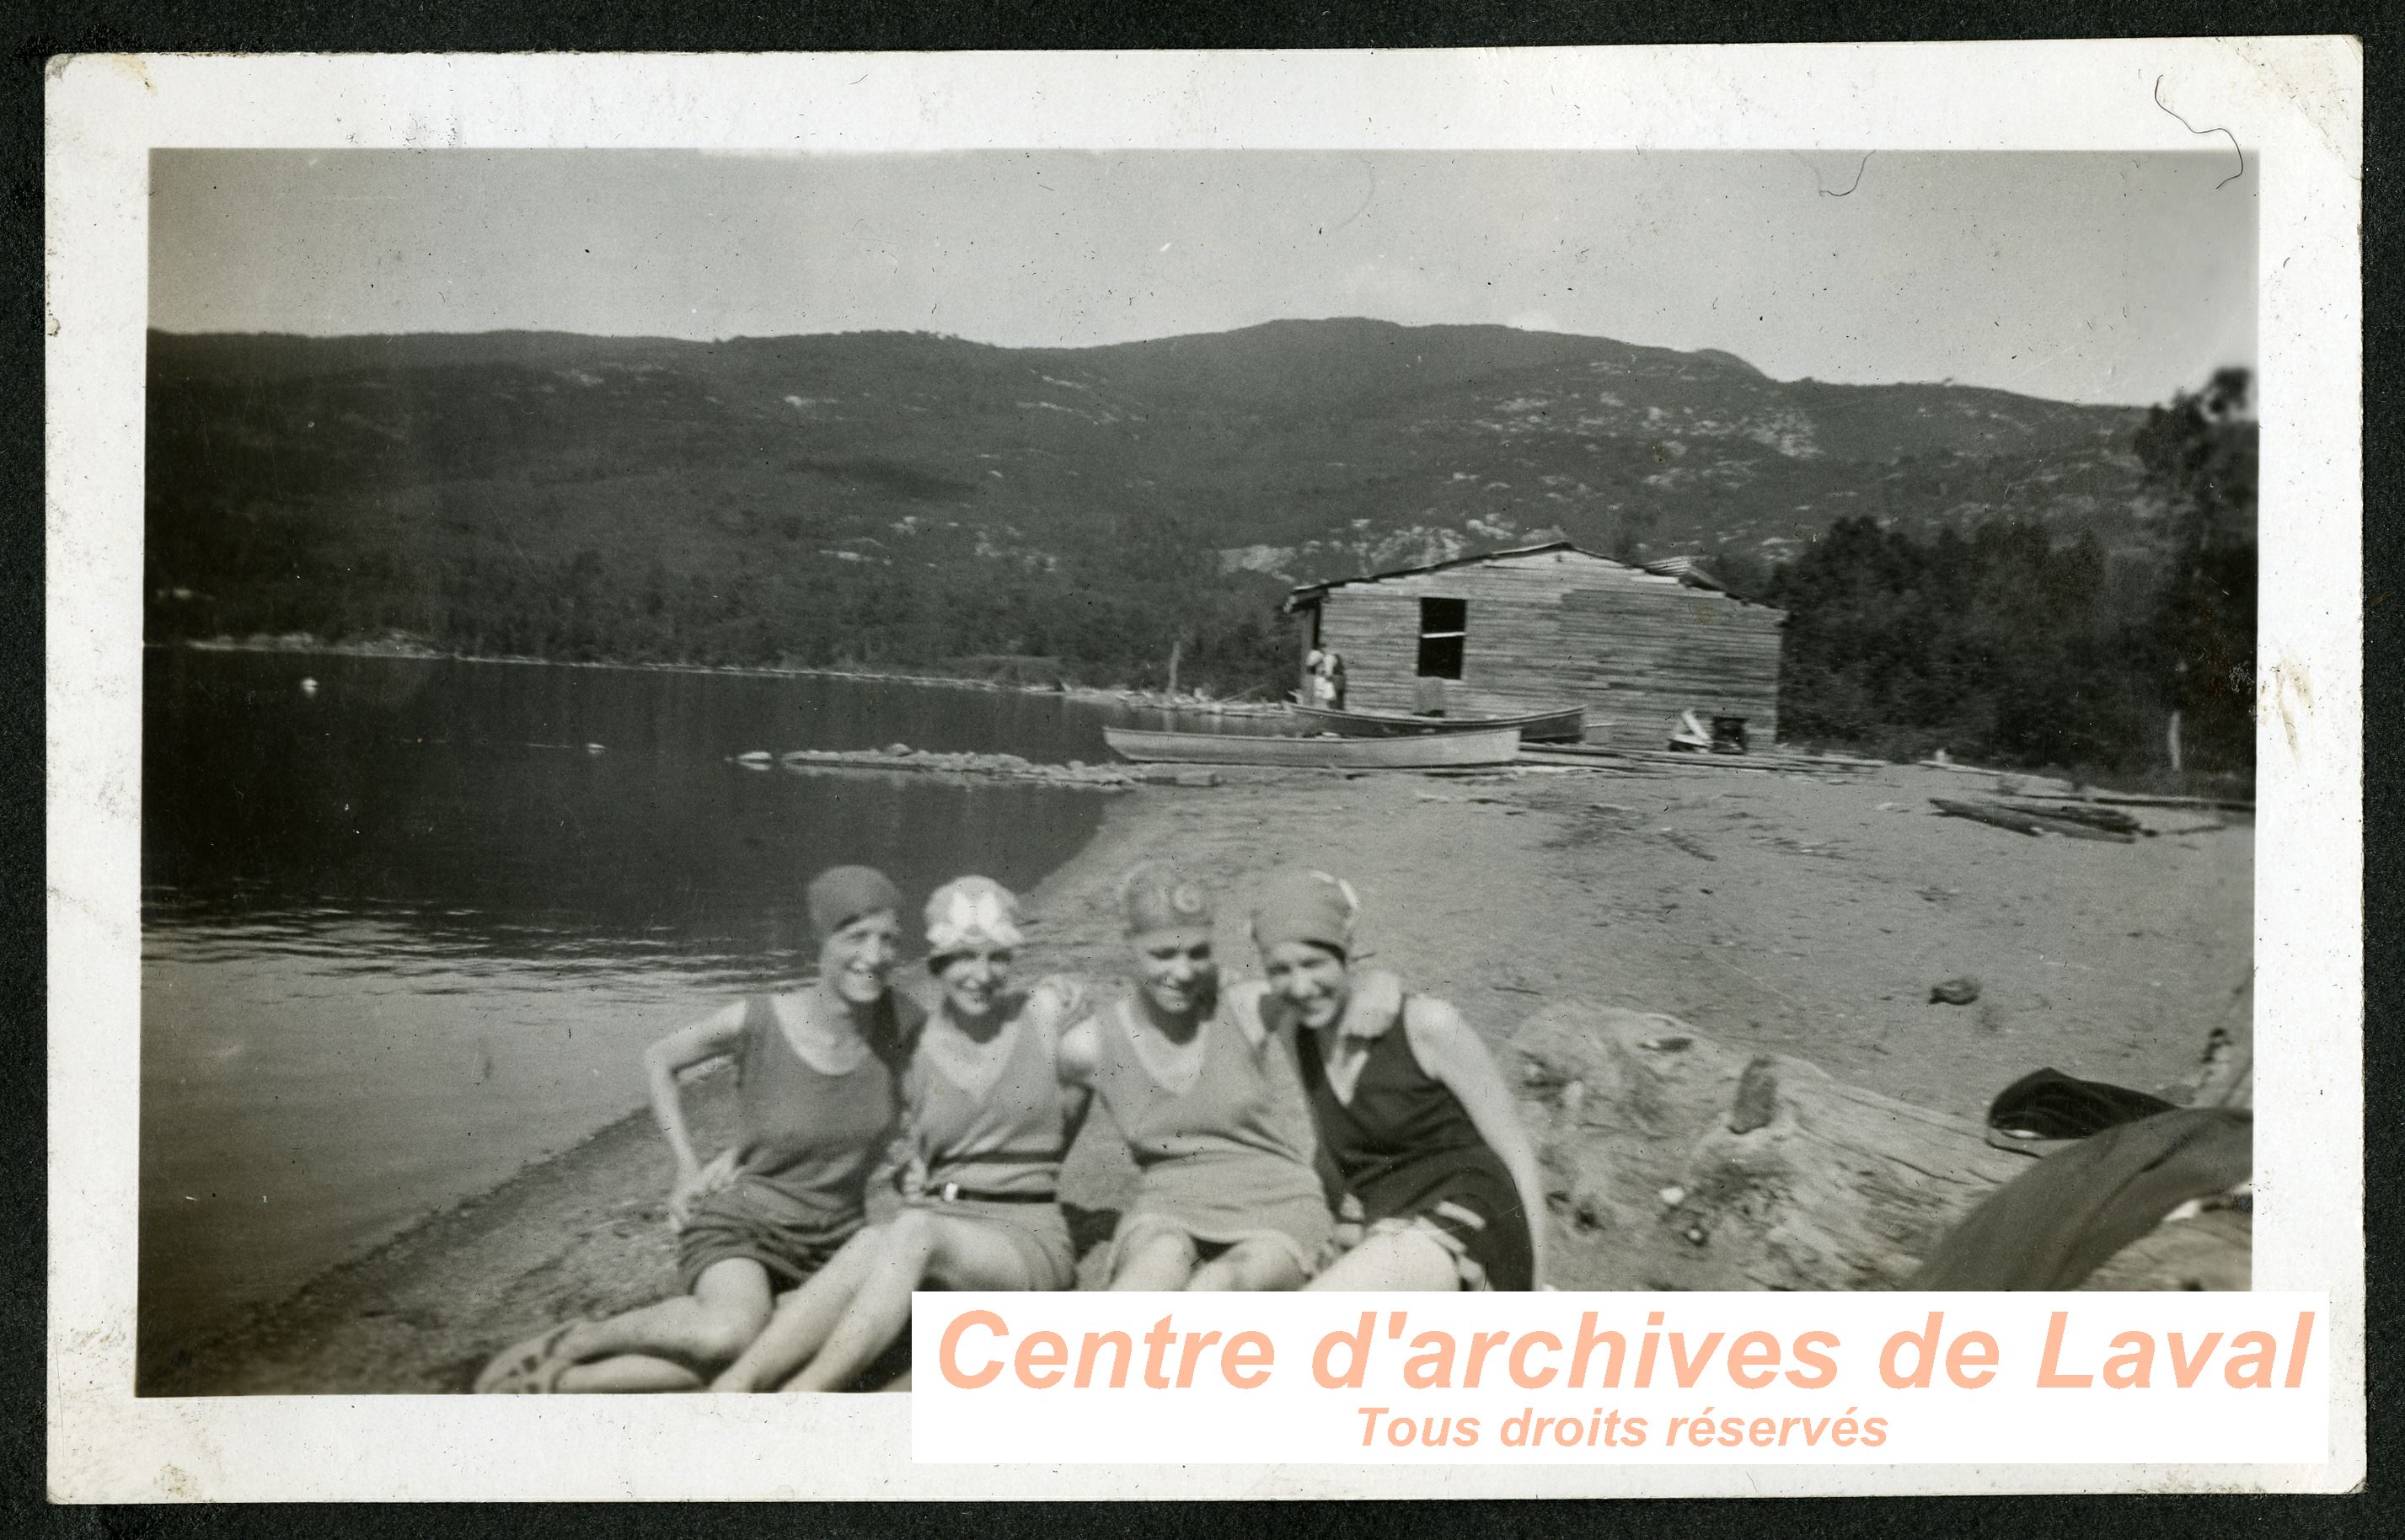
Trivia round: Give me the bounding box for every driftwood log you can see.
[1930,796,2137,842]
[1997,799,2145,836]
[1510,1003,2249,1291]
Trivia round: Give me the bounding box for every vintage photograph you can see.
[136,145,2259,1401]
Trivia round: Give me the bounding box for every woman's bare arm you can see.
[1053,1008,1101,1092]
[1402,998,1551,1289]
[1031,979,1100,1144]
[643,999,751,1215]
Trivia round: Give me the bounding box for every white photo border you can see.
[45,41,2363,1499]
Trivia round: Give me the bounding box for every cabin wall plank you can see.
[1304,550,1785,746]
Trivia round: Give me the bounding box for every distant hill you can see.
[143,319,2163,692]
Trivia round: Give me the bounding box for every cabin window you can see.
[1417,597,1467,679]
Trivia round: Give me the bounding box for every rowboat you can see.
[1288,702,1585,743]
[1102,725,1521,769]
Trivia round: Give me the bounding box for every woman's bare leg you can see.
[550,1258,774,1390]
[553,1355,708,1393]
[1107,1230,1199,1290]
[785,1208,1036,1392]
[710,1228,885,1392]
[1187,1237,1308,1291]
[1302,1229,1460,1291]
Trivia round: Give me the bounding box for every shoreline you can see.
[163,637,2247,799]
[147,776,1163,1396]
[166,635,1293,719]
[152,757,2251,1393]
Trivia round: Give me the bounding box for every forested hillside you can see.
[147,320,2151,693]
[145,321,2252,781]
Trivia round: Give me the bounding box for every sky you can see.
[149,150,2255,407]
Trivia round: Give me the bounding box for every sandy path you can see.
[153,759,2250,1393]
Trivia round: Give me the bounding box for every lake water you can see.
[139,650,1170,1383]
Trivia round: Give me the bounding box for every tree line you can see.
[147,500,1300,700]
[1759,369,2257,786]
[147,368,2254,782]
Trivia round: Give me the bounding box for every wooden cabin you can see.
[1284,542,1786,748]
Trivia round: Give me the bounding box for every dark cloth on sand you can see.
[1986,1066,2178,1142]
[1910,1108,2252,1291]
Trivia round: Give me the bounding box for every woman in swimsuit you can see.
[710,875,1087,1393]
[1058,863,1332,1290]
[475,865,919,1392]
[1247,868,1548,1291]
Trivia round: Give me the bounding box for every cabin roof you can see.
[1638,554,1746,598]
[1284,541,1593,611]
[1286,541,1775,612]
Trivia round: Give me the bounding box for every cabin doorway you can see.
[1415,597,1466,716]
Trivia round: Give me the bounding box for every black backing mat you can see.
[7,1,2393,1532]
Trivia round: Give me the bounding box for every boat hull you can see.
[1102,725,1521,768]
[1288,703,1585,742]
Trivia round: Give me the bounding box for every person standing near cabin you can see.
[474,866,919,1393]
[1245,869,1546,1291]
[1304,650,1336,708]
[1325,650,1347,709]
[709,876,1087,1393]
[1058,864,1334,1290]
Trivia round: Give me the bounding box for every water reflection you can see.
[139,650,1118,1382]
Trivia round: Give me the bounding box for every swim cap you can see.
[806,865,903,942]
[924,875,1025,956]
[1118,862,1214,944]
[1251,868,1360,958]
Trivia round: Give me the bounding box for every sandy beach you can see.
[153,756,2251,1394]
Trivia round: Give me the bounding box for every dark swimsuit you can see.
[674,993,913,1291]
[1296,998,1535,1291]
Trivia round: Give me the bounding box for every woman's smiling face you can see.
[820,909,902,1005]
[1263,939,1351,1029]
[1133,933,1216,1017]
[934,944,1013,1019]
